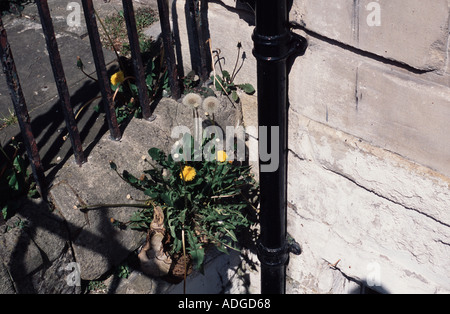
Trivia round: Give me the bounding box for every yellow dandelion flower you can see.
[216,150,228,163]
[110,71,125,86]
[180,166,196,182]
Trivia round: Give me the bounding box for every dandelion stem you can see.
[182,228,187,294]
[210,192,240,199]
[112,76,137,101]
[80,67,98,82]
[75,96,102,120]
[94,10,124,71]
[78,202,153,212]
[230,43,241,83]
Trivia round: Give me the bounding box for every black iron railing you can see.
[0,0,176,198]
[0,15,47,197]
[36,0,87,166]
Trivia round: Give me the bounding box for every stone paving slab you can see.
[46,94,262,293]
[0,5,118,172]
[49,95,243,280]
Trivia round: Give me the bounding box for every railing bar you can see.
[81,0,121,141]
[36,0,86,166]
[122,0,154,121]
[157,0,181,100]
[197,0,211,82]
[0,16,47,198]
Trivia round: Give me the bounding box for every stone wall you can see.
[191,0,450,294]
[286,0,450,293]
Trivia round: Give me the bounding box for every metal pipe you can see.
[81,0,121,141]
[0,16,47,198]
[36,0,86,166]
[122,0,154,120]
[253,0,301,294]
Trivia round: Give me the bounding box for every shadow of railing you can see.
[4,194,257,294]
[5,196,137,293]
[209,0,255,26]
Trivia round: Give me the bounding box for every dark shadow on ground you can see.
[209,0,255,26]
[2,196,138,293]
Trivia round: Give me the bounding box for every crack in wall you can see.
[288,148,305,162]
[323,166,450,229]
[436,239,450,247]
[322,258,364,292]
[355,66,360,111]
[290,22,433,75]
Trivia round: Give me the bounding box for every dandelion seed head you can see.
[202,96,220,114]
[182,93,202,109]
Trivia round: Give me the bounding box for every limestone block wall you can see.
[174,0,450,293]
[287,0,450,293]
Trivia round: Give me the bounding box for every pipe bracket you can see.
[257,235,301,267]
[288,31,307,60]
[257,242,289,267]
[287,234,302,255]
[252,30,307,63]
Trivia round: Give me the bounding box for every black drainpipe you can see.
[252,0,306,294]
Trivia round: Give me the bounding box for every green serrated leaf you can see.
[186,230,205,270]
[222,70,231,80]
[144,188,159,198]
[231,90,239,102]
[213,75,225,91]
[224,228,238,242]
[122,170,138,184]
[238,83,255,95]
[160,192,173,207]
[148,147,165,162]
[146,73,154,88]
[2,205,8,220]
[8,173,18,191]
[215,243,229,254]
[13,155,25,174]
